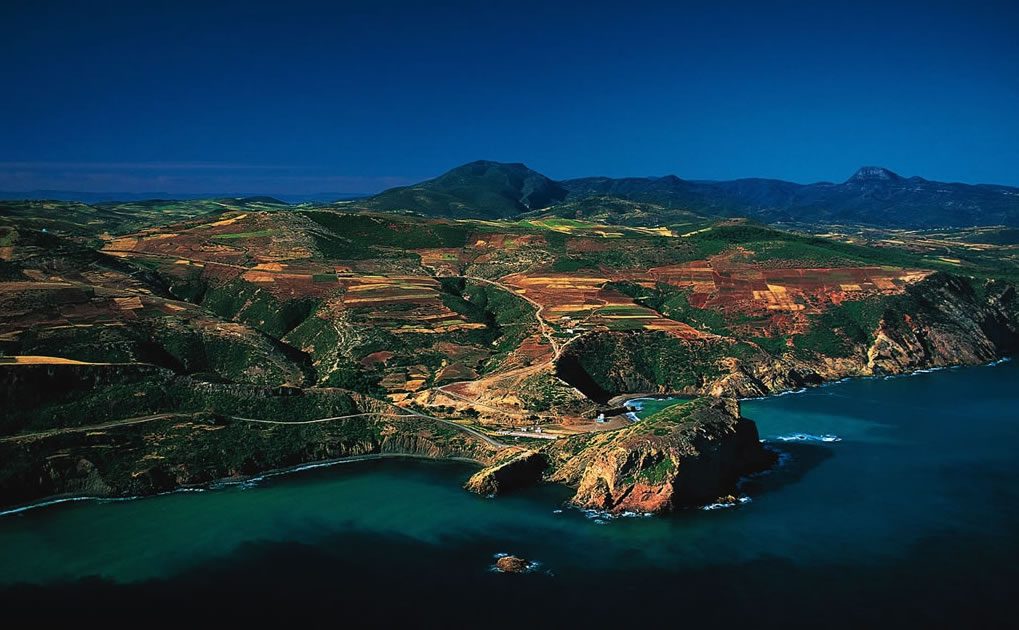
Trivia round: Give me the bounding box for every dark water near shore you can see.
[1,361,1017,627]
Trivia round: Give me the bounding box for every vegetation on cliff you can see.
[0,409,500,508]
[543,398,775,513]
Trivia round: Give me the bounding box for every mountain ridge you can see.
[361,160,568,219]
[7,160,1018,228]
[358,160,1019,227]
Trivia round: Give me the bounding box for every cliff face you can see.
[544,398,775,513]
[0,413,502,510]
[464,449,548,496]
[711,275,1019,398]
[556,274,1018,402]
[867,276,1017,372]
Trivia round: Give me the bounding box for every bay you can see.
[1,360,1016,627]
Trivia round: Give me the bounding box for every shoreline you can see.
[737,355,1013,402]
[611,355,1014,408]
[0,452,483,518]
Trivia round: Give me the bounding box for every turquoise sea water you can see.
[624,395,689,419]
[1,360,1016,627]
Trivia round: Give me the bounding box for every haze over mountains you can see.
[0,190,365,204]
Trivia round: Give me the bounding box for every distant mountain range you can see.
[361,161,1019,228]
[6,161,1019,227]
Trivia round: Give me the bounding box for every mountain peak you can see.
[847,166,903,184]
[368,160,566,219]
[453,159,530,172]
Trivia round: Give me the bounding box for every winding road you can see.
[464,275,564,356]
[427,275,583,410]
[1,409,507,450]
[44,246,578,433]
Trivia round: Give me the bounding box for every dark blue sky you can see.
[2,0,1018,194]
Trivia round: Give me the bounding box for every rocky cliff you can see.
[513,273,1018,516]
[557,274,1018,401]
[711,274,1019,398]
[0,411,502,510]
[543,398,775,513]
[867,276,1017,371]
[464,448,548,496]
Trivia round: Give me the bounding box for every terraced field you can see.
[501,271,707,337]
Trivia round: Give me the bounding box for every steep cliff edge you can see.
[713,274,1018,397]
[557,274,1018,401]
[464,449,548,496]
[867,275,1017,372]
[0,401,502,510]
[543,398,775,513]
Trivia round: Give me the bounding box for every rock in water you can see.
[545,397,776,514]
[495,555,530,573]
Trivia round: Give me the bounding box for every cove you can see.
[0,360,1016,627]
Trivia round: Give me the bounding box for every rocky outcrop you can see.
[545,398,775,513]
[494,555,530,573]
[465,449,548,496]
[866,275,1018,372]
[560,274,1018,401]
[38,457,116,499]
